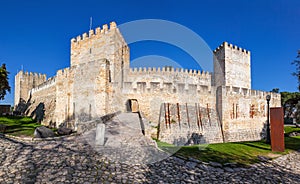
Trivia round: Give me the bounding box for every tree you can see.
[292,50,300,91]
[281,91,300,124]
[0,64,11,100]
[271,88,279,93]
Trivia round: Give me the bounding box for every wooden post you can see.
[164,103,168,129]
[195,103,200,129]
[207,103,211,126]
[198,104,203,130]
[236,104,238,119]
[157,103,163,140]
[232,103,235,119]
[167,103,171,129]
[177,103,181,129]
[186,103,190,128]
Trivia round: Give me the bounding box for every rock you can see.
[173,157,185,165]
[223,162,238,168]
[188,157,202,164]
[288,132,300,137]
[34,126,56,138]
[224,167,234,172]
[186,161,197,169]
[215,168,224,173]
[257,156,270,162]
[57,127,73,136]
[209,161,223,168]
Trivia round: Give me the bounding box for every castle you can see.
[14,21,281,144]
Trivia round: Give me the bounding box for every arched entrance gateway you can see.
[125,99,139,113]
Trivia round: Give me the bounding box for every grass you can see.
[156,127,300,166]
[0,116,57,137]
[284,126,300,134]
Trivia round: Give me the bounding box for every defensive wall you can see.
[14,21,281,145]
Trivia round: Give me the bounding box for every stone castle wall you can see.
[217,86,281,142]
[55,67,74,127]
[14,21,281,145]
[156,86,281,145]
[54,59,111,129]
[27,78,56,126]
[120,81,215,123]
[14,71,47,106]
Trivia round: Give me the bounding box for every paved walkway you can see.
[0,134,300,183]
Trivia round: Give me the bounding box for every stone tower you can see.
[213,42,251,89]
[14,71,46,107]
[70,21,130,85]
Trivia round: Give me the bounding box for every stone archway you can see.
[125,99,139,113]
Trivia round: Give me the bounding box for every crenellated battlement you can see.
[213,41,250,55]
[17,70,47,79]
[222,86,280,99]
[57,67,71,77]
[129,67,211,77]
[71,21,117,44]
[31,77,56,94]
[122,81,212,95]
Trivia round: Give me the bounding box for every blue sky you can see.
[0,0,299,105]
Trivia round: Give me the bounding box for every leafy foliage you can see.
[281,91,300,123]
[0,64,11,100]
[271,88,280,93]
[292,50,300,91]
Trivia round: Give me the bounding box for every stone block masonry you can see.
[14,71,47,107]
[158,103,223,145]
[14,21,281,144]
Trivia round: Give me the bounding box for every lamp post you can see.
[266,95,271,144]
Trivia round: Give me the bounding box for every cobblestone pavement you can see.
[0,134,300,184]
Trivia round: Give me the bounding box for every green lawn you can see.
[156,127,300,166]
[0,116,44,137]
[284,126,300,134]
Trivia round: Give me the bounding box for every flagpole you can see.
[89,17,92,31]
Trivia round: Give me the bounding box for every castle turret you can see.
[14,71,47,107]
[213,42,251,89]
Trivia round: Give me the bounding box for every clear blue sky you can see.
[0,0,299,105]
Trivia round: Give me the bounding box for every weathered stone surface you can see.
[95,123,105,146]
[57,127,72,136]
[34,126,56,138]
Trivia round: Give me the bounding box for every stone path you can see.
[0,134,300,183]
[81,112,171,165]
